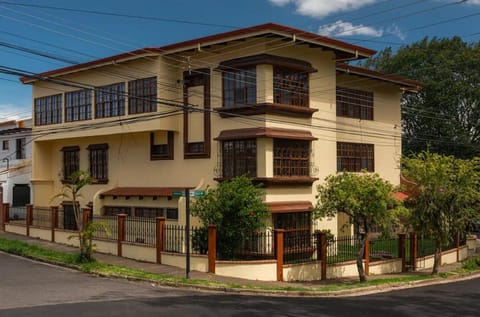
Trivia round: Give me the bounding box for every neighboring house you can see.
[20,23,421,236]
[0,118,32,212]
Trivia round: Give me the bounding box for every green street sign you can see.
[171,190,205,197]
[191,190,205,197]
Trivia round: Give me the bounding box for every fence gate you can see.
[62,203,78,230]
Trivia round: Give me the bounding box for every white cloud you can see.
[0,103,29,121]
[268,0,379,18]
[386,24,406,40]
[318,20,383,37]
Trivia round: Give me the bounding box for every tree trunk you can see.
[432,244,441,275]
[357,234,368,282]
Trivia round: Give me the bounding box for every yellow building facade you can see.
[22,23,421,236]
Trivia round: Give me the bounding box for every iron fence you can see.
[164,225,205,254]
[233,230,275,261]
[92,216,118,240]
[417,237,436,258]
[124,217,156,245]
[369,237,398,262]
[327,235,361,264]
[9,206,27,224]
[283,230,317,264]
[32,207,51,228]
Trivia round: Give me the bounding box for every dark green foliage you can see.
[361,37,480,158]
[191,226,208,255]
[403,151,480,274]
[191,176,269,260]
[315,172,403,282]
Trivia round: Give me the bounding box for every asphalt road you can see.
[1,252,479,317]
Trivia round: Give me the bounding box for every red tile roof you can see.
[21,23,376,84]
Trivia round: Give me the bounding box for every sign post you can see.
[185,188,190,279]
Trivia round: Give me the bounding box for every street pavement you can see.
[1,252,480,317]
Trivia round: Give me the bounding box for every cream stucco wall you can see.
[29,37,405,236]
[215,260,277,281]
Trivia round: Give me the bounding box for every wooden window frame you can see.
[103,206,131,216]
[150,131,174,160]
[128,77,157,114]
[87,143,109,183]
[95,83,125,118]
[61,146,80,182]
[34,94,62,126]
[336,87,374,120]
[183,69,211,159]
[65,89,92,122]
[337,142,374,172]
[222,67,256,107]
[273,67,309,107]
[273,139,310,177]
[221,139,257,179]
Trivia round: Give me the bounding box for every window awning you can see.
[266,201,314,213]
[215,127,317,141]
[99,187,191,199]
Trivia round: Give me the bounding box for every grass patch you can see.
[0,237,477,294]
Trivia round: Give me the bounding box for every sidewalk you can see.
[0,231,478,295]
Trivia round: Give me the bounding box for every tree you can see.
[52,170,94,262]
[191,176,269,260]
[361,37,480,158]
[315,172,402,282]
[402,151,480,274]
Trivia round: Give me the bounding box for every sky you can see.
[0,0,479,121]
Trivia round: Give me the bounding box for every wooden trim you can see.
[183,69,211,159]
[150,131,174,160]
[215,127,317,141]
[266,201,313,213]
[214,176,318,187]
[216,54,317,73]
[216,103,318,118]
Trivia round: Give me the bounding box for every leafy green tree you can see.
[315,172,402,282]
[52,170,95,262]
[402,151,480,274]
[361,37,480,158]
[191,176,269,260]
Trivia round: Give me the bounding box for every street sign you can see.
[171,190,205,197]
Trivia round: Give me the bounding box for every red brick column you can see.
[117,214,127,256]
[398,233,406,272]
[2,203,10,229]
[275,229,284,282]
[317,232,327,280]
[410,233,418,271]
[82,208,91,229]
[156,217,165,264]
[208,225,217,274]
[364,238,370,276]
[26,204,33,236]
[51,206,58,242]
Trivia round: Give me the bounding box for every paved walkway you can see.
[0,231,478,291]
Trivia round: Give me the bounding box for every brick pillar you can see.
[410,233,418,271]
[26,204,33,236]
[318,232,327,280]
[2,203,10,229]
[456,231,460,262]
[208,225,217,274]
[117,214,127,257]
[275,229,284,282]
[156,217,166,264]
[82,208,91,229]
[364,238,370,276]
[51,206,58,242]
[398,233,406,272]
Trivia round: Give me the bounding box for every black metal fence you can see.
[9,206,26,224]
[327,235,361,264]
[164,224,205,255]
[32,207,51,228]
[369,237,398,262]
[124,217,156,245]
[283,230,317,264]
[233,230,275,261]
[92,216,118,240]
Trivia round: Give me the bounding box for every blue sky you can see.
[0,0,479,121]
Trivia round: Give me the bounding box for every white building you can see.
[0,118,32,208]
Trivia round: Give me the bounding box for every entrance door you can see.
[12,184,30,207]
